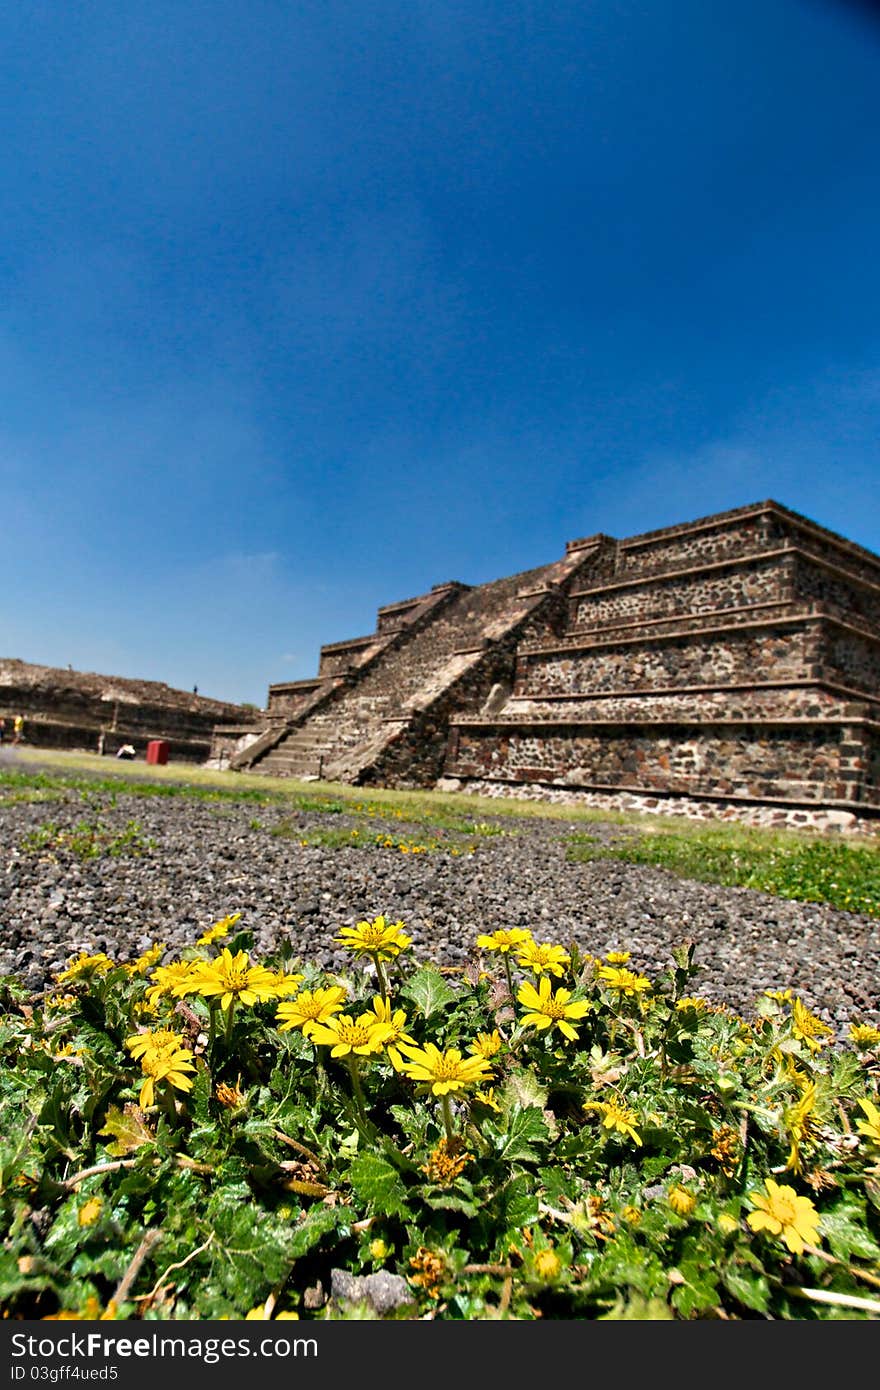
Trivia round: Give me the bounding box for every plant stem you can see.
[503,954,514,1003]
[224,1000,236,1048]
[441,1093,455,1143]
[347,1054,368,1129]
[372,955,389,1001]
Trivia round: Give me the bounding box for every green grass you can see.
[566,823,880,916]
[6,747,880,914]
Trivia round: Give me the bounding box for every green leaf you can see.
[821,1201,880,1263]
[669,1260,720,1317]
[424,1193,480,1216]
[399,967,459,1020]
[494,1172,540,1229]
[287,1205,345,1257]
[348,1152,412,1218]
[496,1106,550,1162]
[722,1267,771,1314]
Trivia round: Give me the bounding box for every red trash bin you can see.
[146,739,170,765]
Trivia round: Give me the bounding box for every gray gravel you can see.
[1,787,878,1035]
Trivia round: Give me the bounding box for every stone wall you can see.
[219,500,880,820]
[0,658,261,762]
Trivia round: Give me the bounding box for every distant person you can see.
[12,715,24,744]
[0,717,5,744]
[97,731,106,756]
[193,685,198,695]
[115,743,136,760]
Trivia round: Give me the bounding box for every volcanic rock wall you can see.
[215,501,880,814]
[0,658,261,763]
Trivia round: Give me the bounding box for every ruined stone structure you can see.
[0,658,261,763]
[217,501,880,817]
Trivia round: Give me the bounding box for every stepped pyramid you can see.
[212,500,880,814]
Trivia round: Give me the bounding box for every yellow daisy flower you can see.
[396,1041,494,1095]
[468,1030,503,1059]
[275,985,347,1037]
[791,998,833,1053]
[746,1178,821,1255]
[186,948,283,1011]
[306,1012,394,1058]
[475,927,533,955]
[196,912,242,946]
[517,976,590,1043]
[596,965,652,997]
[855,1097,880,1147]
[515,940,571,978]
[336,915,412,962]
[582,1097,642,1146]
[55,952,115,985]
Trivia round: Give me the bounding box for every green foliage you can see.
[0,906,878,1323]
[20,816,156,861]
[566,825,880,916]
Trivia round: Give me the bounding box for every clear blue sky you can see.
[2,0,879,708]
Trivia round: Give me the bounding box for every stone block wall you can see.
[221,500,880,818]
[0,658,261,762]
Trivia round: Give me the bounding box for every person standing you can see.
[12,715,24,744]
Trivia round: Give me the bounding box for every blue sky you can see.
[2,0,879,708]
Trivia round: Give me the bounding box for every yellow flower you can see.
[146,960,201,1006]
[533,1248,562,1281]
[746,1178,821,1255]
[676,996,709,1013]
[667,1185,697,1217]
[515,940,571,978]
[473,1087,501,1112]
[369,1238,390,1260]
[717,1213,740,1237]
[475,927,533,955]
[244,1305,297,1320]
[275,985,347,1036]
[364,995,416,1069]
[122,944,165,975]
[134,1042,196,1110]
[784,1081,818,1174]
[596,965,652,997]
[791,998,833,1053]
[604,951,631,965]
[264,969,304,998]
[306,1012,394,1058]
[187,948,282,1011]
[583,1097,642,1146]
[517,976,590,1043]
[45,993,77,1011]
[78,1197,103,1228]
[196,912,241,946]
[855,1097,880,1147]
[336,915,412,962]
[396,1041,494,1095]
[55,952,115,984]
[468,1030,503,1060]
[849,1023,880,1050]
[124,1027,189,1061]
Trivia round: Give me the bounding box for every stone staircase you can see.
[247,545,601,785]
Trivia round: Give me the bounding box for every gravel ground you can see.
[1,784,878,1035]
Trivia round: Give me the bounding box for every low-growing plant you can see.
[20,816,156,862]
[1,911,878,1321]
[566,826,880,917]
